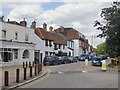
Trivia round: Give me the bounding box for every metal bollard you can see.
[26,62,28,67]
[16,69,20,83]
[34,65,37,76]
[40,64,42,71]
[23,62,25,68]
[32,61,35,67]
[4,71,9,86]
[24,68,27,80]
[30,66,32,77]
[38,64,40,74]
[29,62,31,67]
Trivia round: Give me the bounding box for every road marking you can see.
[82,71,88,73]
[58,72,64,74]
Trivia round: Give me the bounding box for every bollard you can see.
[16,69,20,83]
[85,59,88,66]
[32,61,35,67]
[30,66,32,77]
[29,62,31,67]
[39,64,42,72]
[4,71,9,86]
[26,62,28,67]
[38,64,40,74]
[23,62,25,68]
[34,65,37,76]
[24,68,27,80]
[102,60,106,71]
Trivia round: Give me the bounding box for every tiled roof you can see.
[55,28,80,40]
[35,28,67,45]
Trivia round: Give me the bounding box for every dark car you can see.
[62,56,71,64]
[68,56,77,63]
[43,56,59,66]
[58,56,64,64]
[91,57,102,66]
[80,54,89,61]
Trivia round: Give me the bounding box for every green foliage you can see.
[96,42,106,55]
[55,51,67,56]
[94,1,120,58]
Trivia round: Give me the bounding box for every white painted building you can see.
[0,19,35,67]
[34,24,72,62]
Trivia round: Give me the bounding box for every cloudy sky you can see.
[1,0,114,47]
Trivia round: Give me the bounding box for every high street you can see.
[18,61,118,88]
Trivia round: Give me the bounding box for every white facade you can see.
[34,34,69,62]
[73,39,84,56]
[0,21,35,67]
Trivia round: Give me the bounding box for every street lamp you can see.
[91,35,96,47]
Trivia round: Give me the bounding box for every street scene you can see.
[19,61,118,88]
[0,0,120,90]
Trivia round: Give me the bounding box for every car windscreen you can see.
[80,54,86,57]
[93,58,101,61]
[45,57,54,61]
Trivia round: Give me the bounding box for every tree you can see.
[96,42,106,55]
[94,1,120,58]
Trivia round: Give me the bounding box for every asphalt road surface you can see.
[18,61,118,88]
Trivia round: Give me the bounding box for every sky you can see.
[0,0,115,47]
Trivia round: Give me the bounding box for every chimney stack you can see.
[31,20,36,29]
[43,23,47,31]
[8,19,10,22]
[20,18,27,27]
[60,26,64,32]
[49,26,53,32]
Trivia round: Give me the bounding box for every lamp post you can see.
[91,35,96,47]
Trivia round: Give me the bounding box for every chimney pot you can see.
[20,18,27,27]
[31,20,36,29]
[49,26,53,32]
[43,23,47,31]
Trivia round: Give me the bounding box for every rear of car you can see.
[80,54,86,61]
[43,56,59,66]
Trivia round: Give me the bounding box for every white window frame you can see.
[15,32,18,40]
[2,30,6,39]
[25,34,29,41]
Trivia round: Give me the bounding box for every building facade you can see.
[34,23,74,62]
[54,27,89,56]
[0,19,35,67]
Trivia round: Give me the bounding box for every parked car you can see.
[62,56,71,64]
[68,56,75,63]
[43,56,59,66]
[58,56,64,64]
[79,54,89,61]
[91,57,103,66]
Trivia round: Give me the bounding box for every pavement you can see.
[0,65,47,90]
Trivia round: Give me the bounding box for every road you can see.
[18,61,118,88]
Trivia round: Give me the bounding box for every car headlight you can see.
[93,61,96,63]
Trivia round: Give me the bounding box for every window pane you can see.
[2,30,6,39]
[15,33,18,40]
[25,34,29,41]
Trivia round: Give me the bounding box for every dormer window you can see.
[2,30,6,39]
